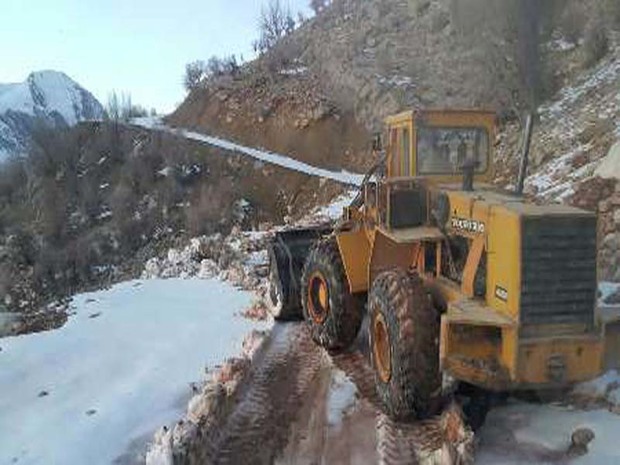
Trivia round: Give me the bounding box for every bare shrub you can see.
[413,0,431,16]
[559,2,587,44]
[602,0,620,27]
[184,55,242,92]
[213,55,240,77]
[184,61,206,92]
[254,0,295,54]
[185,181,233,236]
[582,24,609,68]
[430,8,450,32]
[106,91,146,121]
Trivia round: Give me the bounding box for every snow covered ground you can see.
[0,279,270,465]
[130,117,365,186]
[476,282,620,465]
[600,281,620,306]
[477,400,620,464]
[0,71,104,125]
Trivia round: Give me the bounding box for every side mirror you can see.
[372,132,383,152]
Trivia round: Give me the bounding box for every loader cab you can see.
[385,109,495,183]
[372,109,496,230]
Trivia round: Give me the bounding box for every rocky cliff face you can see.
[0,70,104,160]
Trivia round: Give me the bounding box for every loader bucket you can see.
[267,227,332,320]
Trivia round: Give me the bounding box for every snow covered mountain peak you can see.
[0,70,104,160]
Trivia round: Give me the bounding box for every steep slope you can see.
[0,70,104,160]
[494,48,620,280]
[170,0,619,279]
[168,70,373,172]
[0,121,346,331]
[172,0,618,171]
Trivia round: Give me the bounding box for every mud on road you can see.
[207,323,325,464]
[208,322,472,465]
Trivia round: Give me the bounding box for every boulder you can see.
[595,141,620,180]
[567,427,596,458]
[602,233,620,251]
[0,312,19,337]
[604,288,620,305]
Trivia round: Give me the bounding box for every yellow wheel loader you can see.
[268,109,606,421]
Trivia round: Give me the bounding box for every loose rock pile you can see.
[569,176,620,281]
[141,228,273,310]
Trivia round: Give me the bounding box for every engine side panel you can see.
[336,229,372,293]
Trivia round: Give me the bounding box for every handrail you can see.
[349,152,386,209]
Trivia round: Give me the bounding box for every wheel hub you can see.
[373,309,392,383]
[308,272,329,324]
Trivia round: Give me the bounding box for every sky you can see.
[1,0,311,114]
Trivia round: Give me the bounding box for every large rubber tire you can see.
[369,269,440,421]
[301,238,363,352]
[267,251,302,321]
[457,383,492,432]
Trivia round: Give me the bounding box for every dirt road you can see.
[207,321,470,465]
[200,317,620,465]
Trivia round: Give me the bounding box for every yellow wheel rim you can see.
[373,309,391,383]
[308,272,329,324]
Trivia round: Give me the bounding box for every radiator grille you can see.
[520,215,597,327]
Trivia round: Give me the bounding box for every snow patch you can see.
[573,370,620,405]
[327,369,358,428]
[478,400,620,464]
[600,282,620,306]
[547,37,578,52]
[280,66,308,76]
[0,279,269,465]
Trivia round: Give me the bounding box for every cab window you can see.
[416,127,489,175]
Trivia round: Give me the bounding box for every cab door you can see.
[387,124,413,178]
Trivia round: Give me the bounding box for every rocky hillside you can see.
[174,0,620,278]
[168,68,373,172]
[493,46,620,280]
[178,1,618,130]
[0,120,345,334]
[0,70,104,160]
[3,0,620,332]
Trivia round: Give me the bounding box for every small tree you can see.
[223,55,240,76]
[285,13,296,34]
[256,0,294,54]
[184,61,206,92]
[106,91,137,122]
[106,91,121,122]
[582,24,609,68]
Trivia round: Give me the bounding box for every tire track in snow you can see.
[209,323,326,465]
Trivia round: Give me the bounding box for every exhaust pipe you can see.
[516,112,534,195]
